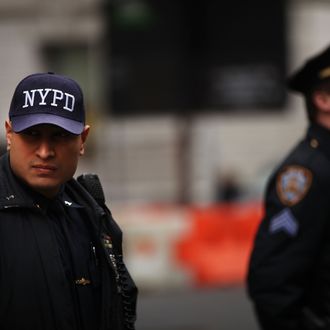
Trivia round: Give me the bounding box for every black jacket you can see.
[0,153,137,330]
[247,123,330,330]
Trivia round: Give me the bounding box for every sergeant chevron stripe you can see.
[269,208,299,237]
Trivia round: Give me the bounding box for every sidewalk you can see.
[136,285,259,330]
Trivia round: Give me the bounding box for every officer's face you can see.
[6,121,90,198]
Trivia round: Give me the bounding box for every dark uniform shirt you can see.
[32,188,101,330]
[0,153,137,330]
[247,123,330,330]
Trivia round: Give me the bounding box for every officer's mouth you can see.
[32,164,57,175]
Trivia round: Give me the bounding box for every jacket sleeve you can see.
[247,164,330,330]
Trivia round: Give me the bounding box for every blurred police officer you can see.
[247,45,330,330]
[0,72,137,330]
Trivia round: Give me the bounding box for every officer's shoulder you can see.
[277,138,330,183]
[265,141,330,207]
[65,175,105,210]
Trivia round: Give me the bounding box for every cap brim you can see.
[11,113,84,134]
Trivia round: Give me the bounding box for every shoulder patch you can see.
[276,165,312,206]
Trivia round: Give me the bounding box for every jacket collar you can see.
[0,153,35,209]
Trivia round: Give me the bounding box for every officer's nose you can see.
[36,139,55,159]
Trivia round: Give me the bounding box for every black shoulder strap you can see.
[75,174,138,329]
[76,173,106,207]
[72,174,123,255]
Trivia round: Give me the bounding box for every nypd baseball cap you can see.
[9,72,85,134]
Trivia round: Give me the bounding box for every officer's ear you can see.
[5,120,13,151]
[79,125,90,156]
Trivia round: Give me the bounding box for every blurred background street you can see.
[136,285,258,330]
[1,0,330,329]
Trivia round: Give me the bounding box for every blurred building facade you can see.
[0,0,329,205]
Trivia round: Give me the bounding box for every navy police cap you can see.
[9,72,85,134]
[288,45,330,95]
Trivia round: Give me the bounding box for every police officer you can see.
[247,45,330,330]
[0,72,137,330]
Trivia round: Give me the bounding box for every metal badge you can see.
[75,277,91,286]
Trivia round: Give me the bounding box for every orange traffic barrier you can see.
[175,201,263,286]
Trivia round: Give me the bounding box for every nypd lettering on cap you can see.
[22,89,75,112]
[9,72,85,134]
